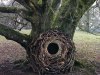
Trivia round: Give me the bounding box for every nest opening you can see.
[47,43,59,54]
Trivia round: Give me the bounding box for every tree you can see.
[78,0,100,34]
[78,9,90,32]
[0,0,96,74]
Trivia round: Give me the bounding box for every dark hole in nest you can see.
[47,43,59,54]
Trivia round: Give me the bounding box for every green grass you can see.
[19,29,31,35]
[0,35,6,41]
[19,30,100,43]
[0,30,100,43]
[73,31,100,62]
[73,31,100,74]
[74,31,100,43]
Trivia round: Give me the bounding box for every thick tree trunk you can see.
[56,0,95,39]
[29,30,75,74]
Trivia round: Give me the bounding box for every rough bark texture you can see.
[57,0,96,39]
[29,30,75,75]
[0,24,30,48]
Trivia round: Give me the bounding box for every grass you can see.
[0,35,6,41]
[73,31,100,75]
[73,31,100,63]
[0,30,100,42]
[0,30,100,62]
[74,31,100,43]
[19,29,31,35]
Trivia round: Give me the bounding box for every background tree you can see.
[78,0,100,34]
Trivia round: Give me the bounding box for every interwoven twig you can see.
[29,30,75,75]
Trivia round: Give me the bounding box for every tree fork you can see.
[29,30,75,74]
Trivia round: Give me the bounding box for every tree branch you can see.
[15,0,32,10]
[0,6,34,23]
[0,6,30,14]
[0,24,31,49]
[15,0,40,13]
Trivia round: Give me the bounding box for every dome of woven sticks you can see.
[29,30,75,74]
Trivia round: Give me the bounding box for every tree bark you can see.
[0,24,30,49]
[56,0,95,39]
[0,7,28,13]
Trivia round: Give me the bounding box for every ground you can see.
[0,30,100,75]
[74,31,100,75]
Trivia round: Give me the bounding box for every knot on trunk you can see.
[29,30,75,74]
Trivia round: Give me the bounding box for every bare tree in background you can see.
[78,0,100,34]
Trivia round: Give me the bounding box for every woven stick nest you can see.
[29,30,75,74]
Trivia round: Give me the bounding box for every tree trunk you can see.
[29,30,75,74]
[85,10,90,32]
[26,0,95,74]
